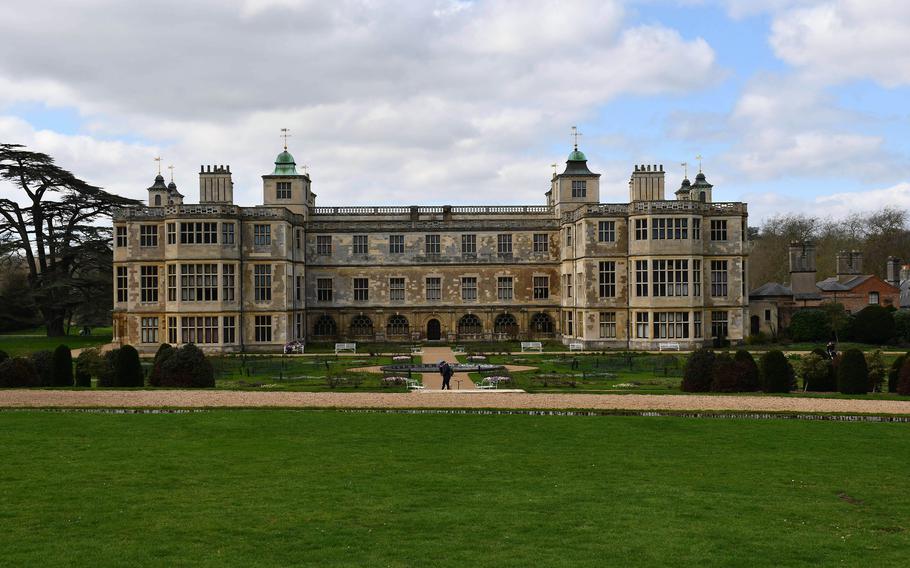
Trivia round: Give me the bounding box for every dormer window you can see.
[276,181,292,199]
[571,180,587,198]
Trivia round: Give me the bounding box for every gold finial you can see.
[167,165,175,183]
[681,162,688,178]
[280,128,291,150]
[571,126,582,150]
[153,156,162,175]
[696,154,703,173]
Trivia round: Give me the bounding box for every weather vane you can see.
[168,164,175,183]
[302,164,309,176]
[153,156,162,175]
[681,162,688,178]
[571,126,582,150]
[696,154,703,173]
[551,163,558,176]
[280,128,291,150]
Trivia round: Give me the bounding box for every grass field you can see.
[1,410,908,567]
[0,326,112,357]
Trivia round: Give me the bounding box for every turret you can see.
[199,164,233,204]
[147,174,169,207]
[261,146,314,216]
[550,145,600,216]
[690,171,713,203]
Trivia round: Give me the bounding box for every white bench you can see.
[404,377,425,390]
[477,377,498,390]
[335,342,357,354]
[569,342,584,351]
[410,346,423,355]
[521,341,543,352]
[658,342,681,352]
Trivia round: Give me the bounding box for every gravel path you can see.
[1,390,909,415]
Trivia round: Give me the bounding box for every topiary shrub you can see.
[0,357,40,387]
[800,352,835,392]
[148,343,175,387]
[894,310,910,343]
[29,350,54,387]
[836,348,870,394]
[787,309,831,342]
[52,345,73,387]
[852,305,896,345]
[681,348,715,392]
[74,367,92,387]
[114,345,144,387]
[733,350,761,392]
[888,353,908,393]
[759,350,795,393]
[898,358,910,396]
[95,349,120,387]
[710,353,738,392]
[865,350,886,392]
[157,344,215,388]
[76,347,114,387]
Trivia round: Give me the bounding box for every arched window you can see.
[313,315,337,337]
[350,315,374,337]
[530,312,554,335]
[154,194,161,206]
[699,191,706,202]
[386,315,409,336]
[457,314,482,336]
[493,313,518,337]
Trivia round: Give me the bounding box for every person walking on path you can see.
[439,361,454,390]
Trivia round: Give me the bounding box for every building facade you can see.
[112,144,750,352]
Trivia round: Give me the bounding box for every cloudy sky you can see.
[1,0,908,224]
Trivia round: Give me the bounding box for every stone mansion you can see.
[112,142,749,352]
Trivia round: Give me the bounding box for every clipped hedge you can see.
[851,305,895,345]
[148,343,175,387]
[681,348,715,392]
[709,353,739,393]
[156,344,215,388]
[888,353,908,393]
[114,345,144,387]
[836,348,869,395]
[788,309,830,342]
[0,357,40,387]
[733,350,761,392]
[52,344,73,387]
[898,358,910,396]
[759,350,795,393]
[800,352,835,392]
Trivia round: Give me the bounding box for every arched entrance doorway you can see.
[427,319,441,341]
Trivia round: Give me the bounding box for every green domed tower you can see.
[262,142,314,217]
[548,135,601,215]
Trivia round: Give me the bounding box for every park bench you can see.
[410,346,423,354]
[658,342,681,352]
[476,377,498,390]
[521,341,543,352]
[569,342,584,351]
[335,342,357,354]
[404,377,425,390]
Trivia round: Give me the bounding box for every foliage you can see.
[0,144,138,336]
[147,343,175,387]
[893,310,910,343]
[709,353,738,392]
[0,269,40,331]
[0,357,39,387]
[157,344,214,388]
[733,350,761,392]
[898,358,910,396]
[800,352,835,392]
[82,348,117,387]
[29,350,54,387]
[837,349,870,395]
[864,350,886,392]
[51,344,73,387]
[851,305,895,345]
[744,332,771,345]
[888,354,908,393]
[113,345,144,387]
[681,348,715,392]
[787,309,831,342]
[0,349,8,364]
[759,350,795,393]
[74,366,92,387]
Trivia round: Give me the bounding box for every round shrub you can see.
[836,348,870,394]
[865,350,886,392]
[158,344,214,388]
[898,358,910,396]
[852,305,895,345]
[788,309,831,342]
[760,350,795,393]
[148,343,175,387]
[52,344,73,387]
[710,353,738,392]
[114,345,144,387]
[76,347,114,387]
[74,367,92,387]
[682,348,715,392]
[733,350,760,392]
[800,352,835,391]
[29,350,54,387]
[888,353,908,393]
[0,357,40,387]
[894,310,910,343]
[96,349,120,387]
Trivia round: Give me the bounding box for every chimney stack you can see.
[199,164,234,204]
[886,256,902,287]
[836,250,863,282]
[789,241,817,296]
[628,164,665,202]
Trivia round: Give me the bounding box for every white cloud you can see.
[815,182,910,218]
[0,0,720,207]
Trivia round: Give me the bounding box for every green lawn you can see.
[1,411,907,567]
[0,326,112,357]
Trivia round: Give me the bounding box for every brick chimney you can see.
[886,256,902,287]
[789,241,817,296]
[836,250,863,282]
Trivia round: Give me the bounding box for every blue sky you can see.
[1,0,908,224]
